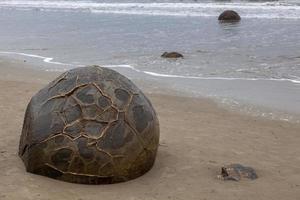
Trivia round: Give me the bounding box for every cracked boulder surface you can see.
[18,66,160,184]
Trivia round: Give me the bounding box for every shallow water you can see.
[0,0,299,121]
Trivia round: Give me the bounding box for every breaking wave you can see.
[0,0,300,19]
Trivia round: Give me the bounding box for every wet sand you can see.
[0,58,300,200]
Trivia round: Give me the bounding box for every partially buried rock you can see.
[219,164,258,181]
[19,65,160,184]
[161,52,184,59]
[218,10,241,22]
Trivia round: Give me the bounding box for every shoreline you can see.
[1,54,300,123]
[1,57,300,199]
[1,50,300,84]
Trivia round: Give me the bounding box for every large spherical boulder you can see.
[218,10,241,22]
[19,66,160,184]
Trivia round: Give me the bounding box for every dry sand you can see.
[0,58,300,200]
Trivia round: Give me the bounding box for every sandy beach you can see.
[0,58,300,200]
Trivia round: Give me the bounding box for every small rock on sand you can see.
[218,163,258,181]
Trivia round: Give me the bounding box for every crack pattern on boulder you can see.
[19,66,160,184]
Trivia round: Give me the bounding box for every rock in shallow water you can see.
[19,65,160,184]
[161,52,184,58]
[219,164,258,181]
[218,10,241,22]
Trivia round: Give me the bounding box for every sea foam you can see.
[0,1,300,19]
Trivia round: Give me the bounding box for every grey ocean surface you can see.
[0,0,299,121]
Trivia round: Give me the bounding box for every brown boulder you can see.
[218,10,241,22]
[161,52,183,59]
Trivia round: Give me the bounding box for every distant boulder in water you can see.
[218,10,241,22]
[161,52,184,59]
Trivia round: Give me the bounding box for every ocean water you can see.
[0,0,299,121]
